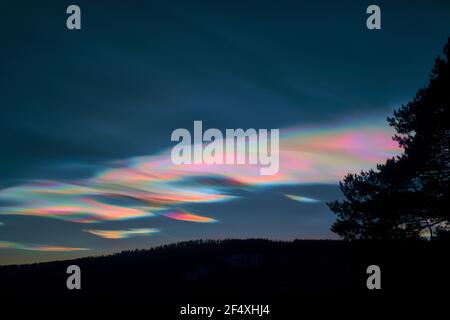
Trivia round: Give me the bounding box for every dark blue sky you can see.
[1,0,449,264]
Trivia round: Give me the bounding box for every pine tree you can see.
[328,38,450,240]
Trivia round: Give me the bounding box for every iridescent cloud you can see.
[84,228,159,239]
[0,118,400,227]
[0,241,89,252]
[162,210,217,223]
[285,194,320,203]
[0,190,156,223]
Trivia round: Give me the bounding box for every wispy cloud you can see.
[285,194,320,203]
[162,210,217,223]
[0,241,89,252]
[0,119,399,226]
[84,228,159,239]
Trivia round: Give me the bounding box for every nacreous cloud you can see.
[0,241,89,252]
[162,210,217,223]
[285,194,320,203]
[0,119,400,226]
[84,228,159,239]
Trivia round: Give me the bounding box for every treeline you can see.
[1,239,449,301]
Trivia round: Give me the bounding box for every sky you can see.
[1,0,449,265]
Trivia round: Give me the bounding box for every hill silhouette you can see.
[0,239,448,303]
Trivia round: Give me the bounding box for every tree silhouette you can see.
[328,38,450,240]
